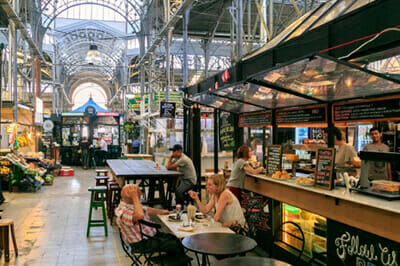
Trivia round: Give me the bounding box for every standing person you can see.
[98,136,108,152]
[333,127,357,166]
[132,136,141,154]
[188,174,246,227]
[165,144,197,205]
[363,127,392,180]
[80,137,90,170]
[226,145,264,201]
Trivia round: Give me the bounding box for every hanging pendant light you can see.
[86,44,101,64]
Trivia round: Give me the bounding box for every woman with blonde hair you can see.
[188,174,246,227]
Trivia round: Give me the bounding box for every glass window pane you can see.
[287,0,339,41]
[311,0,357,30]
[258,55,400,101]
[214,83,317,109]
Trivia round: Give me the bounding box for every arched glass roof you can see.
[55,24,126,78]
[41,0,144,33]
[72,82,108,109]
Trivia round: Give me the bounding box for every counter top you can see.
[153,152,233,158]
[247,174,400,215]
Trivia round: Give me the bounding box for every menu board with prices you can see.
[219,112,235,151]
[266,145,282,175]
[315,148,335,190]
[160,102,176,118]
[238,111,272,128]
[333,97,400,122]
[276,105,327,124]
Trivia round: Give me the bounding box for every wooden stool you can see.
[96,169,108,176]
[87,186,108,237]
[0,219,18,262]
[95,176,108,201]
[107,183,121,224]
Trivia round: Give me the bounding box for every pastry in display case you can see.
[281,204,327,261]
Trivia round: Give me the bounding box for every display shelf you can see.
[292,144,327,152]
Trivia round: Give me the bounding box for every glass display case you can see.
[281,203,327,263]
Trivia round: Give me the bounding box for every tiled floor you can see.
[1,167,131,266]
[0,167,263,266]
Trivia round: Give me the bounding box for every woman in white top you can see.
[188,174,246,227]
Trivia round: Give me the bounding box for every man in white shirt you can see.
[98,136,108,152]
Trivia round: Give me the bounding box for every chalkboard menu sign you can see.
[219,112,235,151]
[327,219,400,266]
[276,105,327,124]
[239,111,272,127]
[160,101,176,118]
[334,97,400,122]
[266,145,282,175]
[315,148,335,190]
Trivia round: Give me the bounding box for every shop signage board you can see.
[333,97,400,122]
[238,111,272,127]
[276,105,327,124]
[127,94,149,111]
[219,112,235,151]
[160,102,176,118]
[328,219,400,266]
[315,148,335,190]
[84,106,96,117]
[266,145,282,175]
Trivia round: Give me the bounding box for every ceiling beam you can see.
[138,0,197,66]
[0,0,47,63]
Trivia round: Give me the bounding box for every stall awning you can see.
[71,98,110,113]
[188,93,265,114]
[249,53,400,103]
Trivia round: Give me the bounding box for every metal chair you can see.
[271,221,305,265]
[138,220,192,266]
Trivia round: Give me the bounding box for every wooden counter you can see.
[245,174,400,243]
[125,154,153,160]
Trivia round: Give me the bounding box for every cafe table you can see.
[107,159,182,208]
[182,232,257,266]
[212,257,291,266]
[157,213,234,239]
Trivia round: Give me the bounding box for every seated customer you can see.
[226,145,264,201]
[188,174,246,227]
[115,184,184,256]
[165,144,197,205]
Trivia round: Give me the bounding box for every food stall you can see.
[184,50,400,265]
[60,98,121,166]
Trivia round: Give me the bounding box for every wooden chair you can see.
[0,219,18,262]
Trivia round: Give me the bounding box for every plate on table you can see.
[195,214,207,222]
[168,214,182,222]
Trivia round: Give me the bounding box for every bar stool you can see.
[0,219,18,262]
[96,169,108,176]
[95,176,108,201]
[87,186,108,237]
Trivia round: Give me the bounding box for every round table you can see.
[182,233,257,265]
[212,257,292,266]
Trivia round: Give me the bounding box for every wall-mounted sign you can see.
[84,106,96,117]
[160,102,176,118]
[276,105,327,124]
[315,148,335,190]
[328,219,400,266]
[333,97,400,122]
[266,145,282,175]
[239,111,272,127]
[97,112,119,117]
[154,91,183,109]
[219,112,235,151]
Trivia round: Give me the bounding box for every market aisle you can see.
[0,167,131,266]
